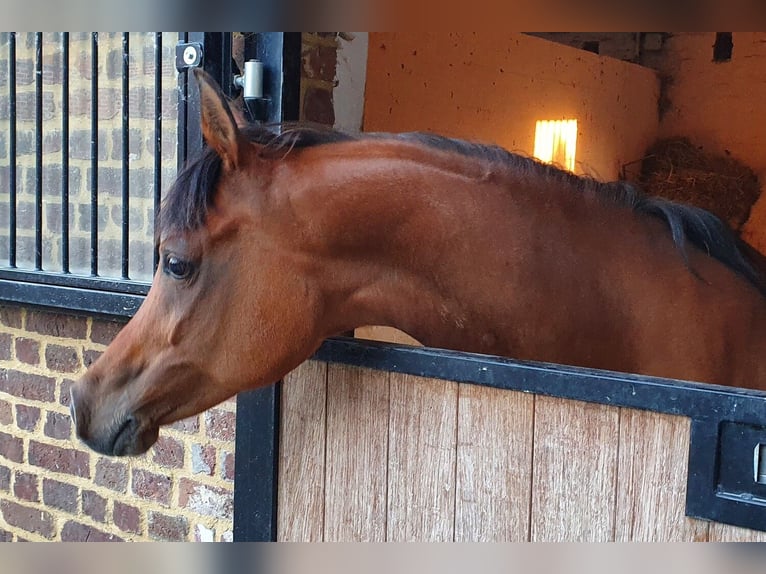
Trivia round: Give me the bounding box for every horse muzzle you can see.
[70,385,158,456]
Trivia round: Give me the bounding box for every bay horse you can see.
[71,69,766,456]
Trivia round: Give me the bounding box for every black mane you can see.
[159,124,765,295]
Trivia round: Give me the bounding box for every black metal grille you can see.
[0,32,178,316]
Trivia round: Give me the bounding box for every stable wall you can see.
[364,32,660,181]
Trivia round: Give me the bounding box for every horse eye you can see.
[164,256,194,280]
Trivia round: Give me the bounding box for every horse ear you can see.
[193,68,244,170]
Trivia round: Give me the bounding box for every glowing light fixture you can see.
[533,119,578,172]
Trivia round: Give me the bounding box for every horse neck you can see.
[282,141,550,351]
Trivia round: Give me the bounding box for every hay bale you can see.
[636,137,761,230]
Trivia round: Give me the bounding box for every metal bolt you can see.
[183,46,198,66]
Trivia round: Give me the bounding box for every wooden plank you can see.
[387,373,458,541]
[324,364,390,541]
[277,360,327,541]
[614,409,708,541]
[455,384,534,541]
[708,522,766,542]
[530,396,619,541]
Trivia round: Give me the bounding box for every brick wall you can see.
[0,306,236,541]
[300,33,342,125]
[0,32,340,542]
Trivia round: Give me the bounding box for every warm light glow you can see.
[533,119,578,172]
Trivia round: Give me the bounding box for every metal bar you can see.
[181,32,205,165]
[34,33,43,270]
[8,32,16,268]
[153,32,162,271]
[61,32,70,273]
[90,32,98,276]
[121,32,129,279]
[232,384,281,542]
[0,278,144,318]
[177,31,189,169]
[234,32,302,543]
[0,268,149,294]
[314,337,766,422]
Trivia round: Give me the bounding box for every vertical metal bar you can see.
[153,32,162,271]
[182,32,207,165]
[34,32,42,270]
[121,32,129,279]
[90,32,98,276]
[8,33,16,268]
[61,32,69,273]
[177,32,189,170]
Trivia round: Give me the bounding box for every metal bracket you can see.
[687,419,766,531]
[233,59,271,122]
[175,42,203,71]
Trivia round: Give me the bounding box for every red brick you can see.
[45,344,81,373]
[61,521,123,542]
[113,500,141,534]
[26,311,87,339]
[90,319,126,345]
[28,441,90,478]
[15,404,40,431]
[0,370,56,402]
[151,435,184,469]
[302,44,338,82]
[179,478,233,519]
[148,512,188,541]
[132,469,171,505]
[0,465,10,491]
[59,379,74,407]
[0,431,23,462]
[43,410,71,440]
[0,333,11,360]
[1,500,54,539]
[43,478,79,513]
[94,458,127,492]
[191,444,215,475]
[82,489,107,522]
[13,471,39,502]
[83,349,102,367]
[15,337,40,365]
[170,415,199,434]
[302,86,335,125]
[205,408,236,441]
[222,451,235,481]
[0,399,11,425]
[0,306,22,328]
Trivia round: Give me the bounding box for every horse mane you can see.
[159,124,765,296]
